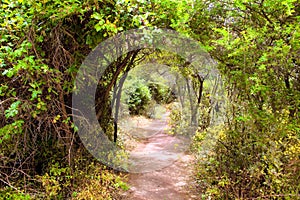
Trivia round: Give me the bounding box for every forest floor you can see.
[119,111,200,200]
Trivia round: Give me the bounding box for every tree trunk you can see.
[112,72,128,143]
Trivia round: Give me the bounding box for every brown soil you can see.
[119,112,200,200]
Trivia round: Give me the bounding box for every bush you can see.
[195,110,300,199]
[147,82,175,104]
[167,102,188,135]
[125,80,152,115]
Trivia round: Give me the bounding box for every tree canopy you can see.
[1,0,299,199]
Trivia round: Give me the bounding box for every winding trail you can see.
[120,112,199,200]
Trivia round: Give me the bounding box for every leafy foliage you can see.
[1,0,299,198]
[148,82,175,104]
[190,0,300,198]
[125,79,152,115]
[0,0,157,197]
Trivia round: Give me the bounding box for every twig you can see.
[0,177,19,191]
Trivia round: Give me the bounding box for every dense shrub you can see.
[195,110,300,199]
[125,80,152,115]
[147,82,176,104]
[0,0,143,197]
[191,0,300,198]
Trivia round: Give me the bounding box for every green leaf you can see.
[5,100,21,118]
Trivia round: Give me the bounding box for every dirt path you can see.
[120,112,199,200]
